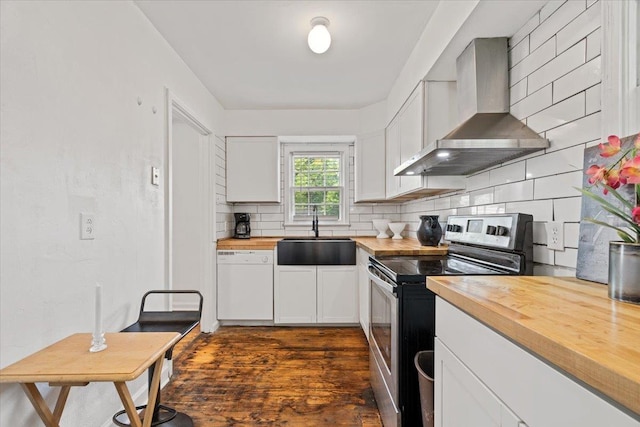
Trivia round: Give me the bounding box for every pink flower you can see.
[586,164,605,185]
[599,135,622,157]
[633,207,640,225]
[620,155,640,184]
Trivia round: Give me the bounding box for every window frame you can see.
[283,143,351,227]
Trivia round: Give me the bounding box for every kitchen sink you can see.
[277,237,356,265]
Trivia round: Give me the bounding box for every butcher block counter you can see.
[217,236,447,256]
[427,275,640,417]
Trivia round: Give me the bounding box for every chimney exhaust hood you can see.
[395,38,549,177]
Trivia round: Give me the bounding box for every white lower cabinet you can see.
[357,248,370,340]
[274,265,357,324]
[435,297,638,427]
[435,338,526,427]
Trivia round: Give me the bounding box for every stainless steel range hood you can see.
[395,38,549,176]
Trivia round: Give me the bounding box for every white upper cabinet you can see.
[226,136,280,202]
[355,130,386,202]
[384,81,464,200]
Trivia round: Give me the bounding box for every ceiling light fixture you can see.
[308,17,331,54]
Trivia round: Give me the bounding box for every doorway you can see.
[167,91,215,332]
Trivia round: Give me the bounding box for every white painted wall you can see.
[401,0,603,277]
[224,109,360,136]
[0,1,224,426]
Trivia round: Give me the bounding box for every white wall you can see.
[0,1,224,426]
[225,109,360,136]
[401,0,603,276]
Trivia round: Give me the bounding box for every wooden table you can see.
[0,332,181,427]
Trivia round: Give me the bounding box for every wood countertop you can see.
[217,236,447,256]
[426,275,640,415]
[352,237,447,256]
[217,238,282,250]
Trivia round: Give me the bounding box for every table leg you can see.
[20,383,59,427]
[114,382,142,427]
[143,357,164,427]
[52,385,71,423]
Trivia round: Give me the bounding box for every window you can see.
[284,143,350,226]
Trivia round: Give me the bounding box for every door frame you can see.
[165,88,215,332]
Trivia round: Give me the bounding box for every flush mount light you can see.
[308,17,331,54]
[437,151,450,158]
[406,171,415,175]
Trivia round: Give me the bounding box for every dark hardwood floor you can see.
[161,326,383,426]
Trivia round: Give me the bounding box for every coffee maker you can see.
[234,213,251,239]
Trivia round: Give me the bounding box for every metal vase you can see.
[608,242,640,304]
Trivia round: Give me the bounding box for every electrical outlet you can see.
[546,221,564,251]
[80,213,95,240]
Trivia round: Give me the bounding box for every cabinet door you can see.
[226,136,280,202]
[385,117,401,198]
[357,249,370,339]
[435,338,518,427]
[317,266,358,323]
[355,130,386,202]
[274,265,316,324]
[398,83,423,194]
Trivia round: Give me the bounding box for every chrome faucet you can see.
[312,206,319,237]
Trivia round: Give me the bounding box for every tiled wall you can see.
[215,135,234,240]
[402,0,602,276]
[232,145,403,237]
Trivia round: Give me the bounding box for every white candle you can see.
[94,283,102,337]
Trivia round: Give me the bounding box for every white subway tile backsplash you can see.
[552,56,601,103]
[534,264,576,276]
[259,213,283,222]
[510,38,556,86]
[510,79,528,105]
[509,36,530,67]
[470,188,494,205]
[527,92,585,132]
[511,84,553,120]
[530,0,586,51]
[510,12,540,48]
[350,205,373,214]
[528,40,586,94]
[489,162,526,186]
[494,180,534,203]
[533,170,583,199]
[555,247,578,268]
[553,196,584,222]
[434,197,451,210]
[258,205,283,214]
[505,199,553,221]
[540,1,566,22]
[556,2,600,54]
[472,204,506,215]
[545,112,600,152]
[534,245,555,264]
[466,171,491,191]
[585,83,601,114]
[564,222,580,248]
[586,27,601,61]
[373,205,400,214]
[526,144,584,179]
[450,194,471,208]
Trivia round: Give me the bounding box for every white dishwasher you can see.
[217,250,274,320]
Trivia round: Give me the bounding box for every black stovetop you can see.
[371,255,507,284]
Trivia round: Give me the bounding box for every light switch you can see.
[151,166,160,186]
[80,213,95,240]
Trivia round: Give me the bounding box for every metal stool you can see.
[113,290,203,427]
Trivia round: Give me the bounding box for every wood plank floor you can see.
[161,326,383,426]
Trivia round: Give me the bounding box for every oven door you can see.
[368,264,400,427]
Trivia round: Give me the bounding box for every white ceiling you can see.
[135,0,438,110]
[135,1,548,111]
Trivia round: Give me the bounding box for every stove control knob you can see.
[496,226,510,236]
[486,225,497,235]
[454,225,463,232]
[446,224,453,232]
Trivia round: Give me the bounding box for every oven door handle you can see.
[368,264,398,296]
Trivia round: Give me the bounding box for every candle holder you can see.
[90,332,107,352]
